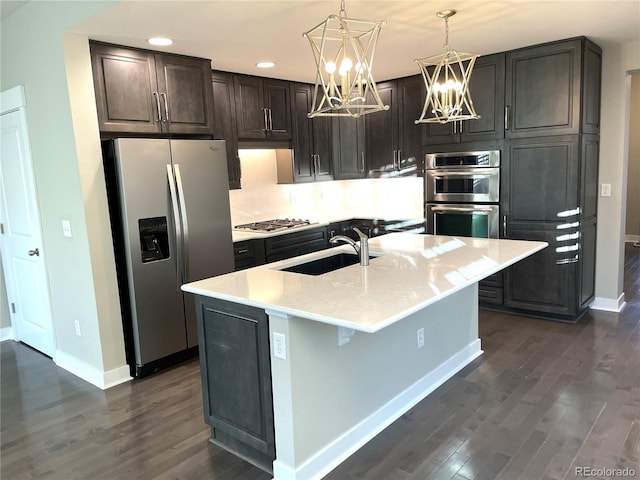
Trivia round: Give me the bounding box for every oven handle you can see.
[429,170,496,177]
[431,205,495,214]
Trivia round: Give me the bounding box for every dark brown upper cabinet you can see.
[289,83,332,183]
[90,42,214,136]
[365,76,425,176]
[211,71,241,189]
[423,53,506,146]
[505,37,601,138]
[332,116,367,180]
[233,75,291,140]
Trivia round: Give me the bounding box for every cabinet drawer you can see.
[478,286,503,305]
[264,226,328,256]
[233,240,266,271]
[480,273,503,289]
[264,227,329,263]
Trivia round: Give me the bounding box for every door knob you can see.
[28,248,40,257]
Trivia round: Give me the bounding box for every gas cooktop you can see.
[234,218,315,233]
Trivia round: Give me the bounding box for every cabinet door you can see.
[460,53,505,142]
[502,135,579,224]
[264,79,292,139]
[423,121,457,146]
[505,39,581,138]
[365,81,397,176]
[155,54,214,135]
[90,43,160,134]
[423,53,505,146]
[397,75,425,170]
[502,135,581,318]
[582,40,602,135]
[197,298,275,470]
[211,71,241,189]
[312,115,334,181]
[290,83,315,183]
[234,75,266,138]
[503,227,576,316]
[332,116,366,180]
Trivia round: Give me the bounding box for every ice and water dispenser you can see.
[139,217,170,263]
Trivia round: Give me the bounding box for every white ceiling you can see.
[59,0,640,83]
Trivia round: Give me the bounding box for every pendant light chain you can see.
[443,16,450,51]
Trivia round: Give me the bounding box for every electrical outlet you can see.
[74,320,82,337]
[273,332,287,360]
[417,328,424,348]
[62,219,72,237]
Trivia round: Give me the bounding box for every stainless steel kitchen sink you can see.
[280,252,379,276]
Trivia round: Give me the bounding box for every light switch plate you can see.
[601,183,611,197]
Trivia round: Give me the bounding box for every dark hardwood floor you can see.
[2,244,639,480]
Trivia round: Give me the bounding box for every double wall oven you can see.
[424,150,500,239]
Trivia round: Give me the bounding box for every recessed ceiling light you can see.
[256,61,276,69]
[147,37,173,46]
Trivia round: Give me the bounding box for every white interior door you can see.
[0,86,55,357]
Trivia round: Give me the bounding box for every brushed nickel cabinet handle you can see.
[503,215,508,238]
[160,92,169,123]
[505,106,510,130]
[153,92,162,122]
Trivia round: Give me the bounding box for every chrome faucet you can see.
[330,227,369,266]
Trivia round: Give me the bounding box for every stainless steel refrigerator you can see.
[103,138,234,377]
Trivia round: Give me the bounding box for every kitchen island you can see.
[182,233,547,480]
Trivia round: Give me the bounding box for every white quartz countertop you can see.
[182,233,547,333]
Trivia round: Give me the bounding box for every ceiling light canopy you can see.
[303,0,388,118]
[415,10,480,125]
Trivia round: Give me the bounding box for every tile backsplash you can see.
[229,150,423,225]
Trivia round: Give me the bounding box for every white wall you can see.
[0,1,128,387]
[593,39,640,311]
[625,74,640,241]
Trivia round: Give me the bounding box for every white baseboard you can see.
[0,326,14,342]
[591,293,626,313]
[272,339,483,480]
[55,350,132,390]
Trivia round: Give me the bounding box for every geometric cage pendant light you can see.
[415,9,480,124]
[303,0,389,118]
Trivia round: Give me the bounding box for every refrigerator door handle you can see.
[167,164,183,290]
[174,164,190,283]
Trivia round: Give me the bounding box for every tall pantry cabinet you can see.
[501,37,602,320]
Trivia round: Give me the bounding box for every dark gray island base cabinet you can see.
[195,297,275,474]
